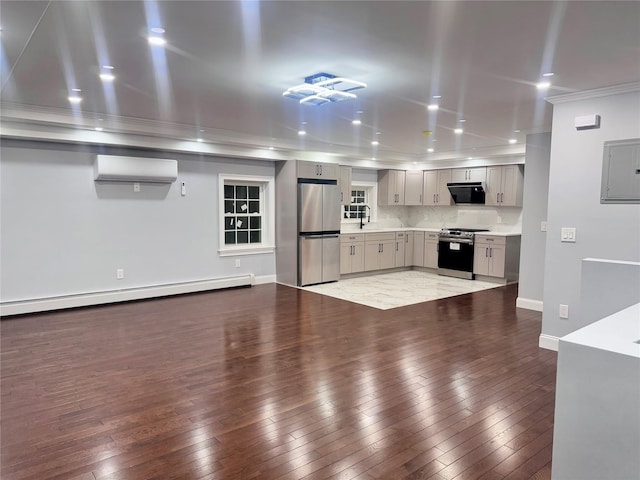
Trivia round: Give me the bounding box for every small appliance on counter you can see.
[437,228,489,279]
[298,180,341,286]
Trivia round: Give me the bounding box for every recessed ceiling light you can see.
[432,95,442,99]
[427,148,435,153]
[509,138,517,144]
[269,146,275,150]
[371,157,376,160]
[352,119,362,126]
[301,121,308,125]
[99,73,115,82]
[71,88,82,92]
[298,130,306,136]
[459,119,466,123]
[454,128,463,134]
[199,129,205,132]
[371,140,379,146]
[148,35,166,46]
[102,65,114,70]
[427,104,439,111]
[468,157,473,160]
[68,95,82,104]
[95,127,103,132]
[542,72,554,77]
[376,131,381,135]
[536,81,551,90]
[196,138,203,142]
[514,129,521,133]
[150,27,165,34]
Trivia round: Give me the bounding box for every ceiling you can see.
[1,1,639,164]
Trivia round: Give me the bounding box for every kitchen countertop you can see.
[340,227,521,236]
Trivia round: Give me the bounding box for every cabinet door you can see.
[364,241,381,271]
[339,166,352,205]
[297,161,319,179]
[424,237,439,269]
[340,243,352,274]
[488,244,506,277]
[499,165,522,207]
[405,232,414,267]
[467,167,487,182]
[395,235,406,267]
[377,170,395,206]
[450,168,468,183]
[404,171,423,205]
[485,166,502,206]
[351,243,365,273]
[318,163,339,180]
[413,232,425,266]
[423,171,438,206]
[473,243,490,275]
[380,240,396,269]
[437,169,452,205]
[395,170,406,205]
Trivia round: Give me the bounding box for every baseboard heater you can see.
[0,275,254,317]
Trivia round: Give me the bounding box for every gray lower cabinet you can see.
[424,232,439,269]
[340,234,365,274]
[473,234,521,281]
[364,232,395,271]
[395,231,407,266]
[413,231,425,266]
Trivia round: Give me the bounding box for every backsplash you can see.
[342,205,522,232]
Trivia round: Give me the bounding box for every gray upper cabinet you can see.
[485,165,523,207]
[378,170,406,205]
[423,169,452,206]
[297,161,339,180]
[339,166,352,205]
[451,167,486,183]
[404,171,424,205]
[601,138,640,204]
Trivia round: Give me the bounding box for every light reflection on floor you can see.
[303,270,502,310]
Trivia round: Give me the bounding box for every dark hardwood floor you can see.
[1,283,556,480]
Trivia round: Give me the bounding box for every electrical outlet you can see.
[133,183,140,193]
[497,216,502,224]
[541,221,547,232]
[559,304,569,319]
[561,227,576,243]
[116,268,124,279]
[235,259,241,268]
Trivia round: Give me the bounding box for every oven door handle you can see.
[439,238,474,245]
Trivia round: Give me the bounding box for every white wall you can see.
[541,87,640,340]
[0,139,276,303]
[517,133,552,309]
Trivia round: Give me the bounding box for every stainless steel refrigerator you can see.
[298,181,341,286]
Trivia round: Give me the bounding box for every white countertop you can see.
[340,227,521,236]
[560,303,640,358]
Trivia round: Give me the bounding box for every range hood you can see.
[447,182,486,205]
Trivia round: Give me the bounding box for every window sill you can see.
[218,246,275,257]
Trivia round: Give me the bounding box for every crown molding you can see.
[546,82,640,105]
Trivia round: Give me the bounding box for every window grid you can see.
[345,189,367,219]
[223,184,262,245]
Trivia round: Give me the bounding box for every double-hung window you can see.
[342,181,378,224]
[219,174,275,256]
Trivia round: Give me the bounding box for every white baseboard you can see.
[516,297,544,311]
[0,274,257,317]
[253,274,276,285]
[539,334,559,351]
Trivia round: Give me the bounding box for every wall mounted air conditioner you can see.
[94,155,178,183]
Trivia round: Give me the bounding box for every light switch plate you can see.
[541,221,547,232]
[559,304,569,318]
[561,227,576,242]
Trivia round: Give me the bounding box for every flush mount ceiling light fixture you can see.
[283,72,366,107]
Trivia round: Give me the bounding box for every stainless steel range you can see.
[437,228,489,279]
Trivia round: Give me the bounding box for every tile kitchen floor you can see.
[303,270,503,310]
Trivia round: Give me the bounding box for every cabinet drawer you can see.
[475,235,506,245]
[395,232,405,240]
[425,232,439,241]
[365,232,396,242]
[341,233,364,243]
